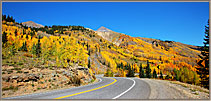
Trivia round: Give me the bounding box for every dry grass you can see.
[170,81,209,94]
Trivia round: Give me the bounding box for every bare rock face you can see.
[96,26,122,46]
[96,26,112,32]
[22,21,44,28]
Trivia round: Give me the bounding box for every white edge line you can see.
[112,78,136,99]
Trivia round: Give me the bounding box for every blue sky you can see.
[2,2,209,46]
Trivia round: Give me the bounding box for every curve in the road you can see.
[3,77,150,99]
[54,78,117,99]
[112,78,136,99]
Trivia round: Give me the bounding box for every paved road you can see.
[3,77,151,99]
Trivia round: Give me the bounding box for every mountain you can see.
[96,26,112,32]
[96,26,122,46]
[22,21,44,28]
[2,15,206,98]
[2,18,202,85]
[96,27,200,59]
[137,37,200,58]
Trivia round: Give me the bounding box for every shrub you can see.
[17,71,22,73]
[2,86,18,92]
[174,67,200,85]
[104,69,113,77]
[17,62,23,65]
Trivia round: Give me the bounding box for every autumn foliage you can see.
[2,15,205,87]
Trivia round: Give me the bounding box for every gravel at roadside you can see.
[140,78,209,99]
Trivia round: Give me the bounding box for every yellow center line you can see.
[54,78,117,99]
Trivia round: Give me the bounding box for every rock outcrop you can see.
[22,21,44,28]
[2,65,95,98]
[96,26,122,46]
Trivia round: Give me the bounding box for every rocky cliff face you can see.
[96,26,122,46]
[22,21,44,28]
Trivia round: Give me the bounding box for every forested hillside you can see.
[2,15,204,96]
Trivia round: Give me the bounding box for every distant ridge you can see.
[97,26,112,32]
[22,21,44,28]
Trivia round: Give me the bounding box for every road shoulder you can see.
[3,78,102,99]
[138,78,209,99]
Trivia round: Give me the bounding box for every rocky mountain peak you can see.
[95,26,122,46]
[22,21,44,28]
[96,26,112,32]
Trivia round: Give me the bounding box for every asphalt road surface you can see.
[3,77,151,99]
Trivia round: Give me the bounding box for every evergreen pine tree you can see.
[139,63,145,78]
[6,15,10,22]
[2,31,8,46]
[88,49,91,56]
[157,65,160,75]
[125,63,128,70]
[15,29,18,36]
[10,16,15,22]
[23,29,26,35]
[120,62,123,69]
[36,36,42,57]
[197,20,209,89]
[26,35,29,39]
[131,66,135,77]
[88,59,91,68]
[141,69,145,78]
[23,41,27,51]
[146,60,151,78]
[127,64,135,77]
[86,43,89,50]
[153,69,157,78]
[2,14,6,21]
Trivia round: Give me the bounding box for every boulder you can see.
[2,76,10,82]
[12,76,19,79]
[17,77,23,82]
